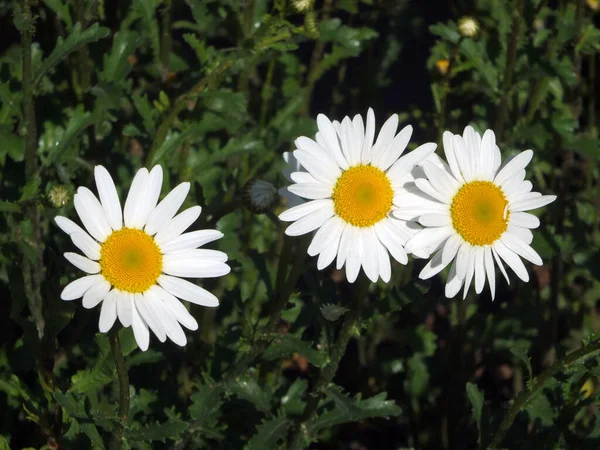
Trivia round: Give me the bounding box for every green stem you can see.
[288,275,370,450]
[145,59,235,167]
[259,59,276,130]
[109,331,130,450]
[494,0,523,141]
[488,339,600,449]
[159,0,173,78]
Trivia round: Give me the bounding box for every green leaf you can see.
[245,416,292,450]
[230,377,271,412]
[569,135,600,160]
[80,423,105,449]
[466,382,484,442]
[429,23,460,44]
[43,109,95,166]
[0,201,20,213]
[101,31,140,83]
[42,0,73,29]
[263,335,327,367]
[320,303,350,321]
[34,23,110,87]
[132,94,157,136]
[0,435,11,450]
[54,391,88,419]
[281,379,307,416]
[577,24,600,55]
[20,176,41,201]
[526,393,554,426]
[126,418,188,443]
[310,389,401,433]
[0,125,24,163]
[511,341,533,381]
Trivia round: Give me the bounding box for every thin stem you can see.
[159,0,173,78]
[259,59,276,130]
[288,276,370,450]
[146,59,235,167]
[494,0,524,141]
[109,331,130,450]
[488,339,600,449]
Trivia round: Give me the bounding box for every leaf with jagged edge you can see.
[81,423,105,449]
[230,377,272,412]
[132,94,157,136]
[126,418,188,443]
[310,386,401,434]
[34,23,110,87]
[510,341,533,382]
[42,108,95,167]
[320,303,350,322]
[42,0,73,29]
[245,415,292,450]
[54,391,88,419]
[526,392,554,427]
[100,31,141,84]
[466,383,484,443]
[262,335,327,368]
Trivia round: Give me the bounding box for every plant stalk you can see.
[488,339,600,449]
[109,331,130,450]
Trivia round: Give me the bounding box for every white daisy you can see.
[398,126,556,299]
[278,109,437,283]
[55,165,230,350]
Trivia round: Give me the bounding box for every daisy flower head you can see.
[278,109,437,284]
[399,126,556,299]
[55,165,230,350]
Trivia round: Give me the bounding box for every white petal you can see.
[279,199,333,222]
[452,135,473,181]
[339,117,358,165]
[293,150,341,185]
[153,285,198,330]
[136,292,166,342]
[345,228,362,283]
[442,131,464,183]
[370,114,398,165]
[144,182,191,236]
[55,216,86,235]
[494,240,529,282]
[131,301,150,351]
[505,180,532,198]
[374,219,409,264]
[361,108,376,163]
[480,130,496,180]
[124,168,149,228]
[418,213,451,227]
[284,205,334,237]
[500,232,543,265]
[336,225,352,269]
[491,246,510,284]
[463,126,481,178]
[494,150,533,187]
[288,183,333,200]
[74,188,112,242]
[295,135,343,172]
[441,234,462,265]
[64,252,100,274]
[82,279,110,309]
[176,249,228,263]
[375,235,391,283]
[456,242,472,280]
[70,231,101,260]
[160,230,223,254]
[445,260,463,298]
[307,216,345,257]
[419,249,449,279]
[94,165,123,231]
[500,170,526,195]
[361,229,379,283]
[163,254,230,278]
[290,171,319,184]
[158,275,219,307]
[421,161,460,201]
[374,125,413,172]
[510,195,556,212]
[352,115,365,165]
[117,292,133,327]
[141,165,164,225]
[154,206,202,246]
[462,251,476,299]
[484,247,496,300]
[61,275,104,300]
[317,236,340,270]
[316,114,350,170]
[507,224,533,244]
[152,298,186,346]
[386,143,437,184]
[414,179,448,203]
[404,226,453,254]
[510,212,540,229]
[98,290,118,332]
[474,247,485,294]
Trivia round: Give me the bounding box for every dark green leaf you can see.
[132,94,157,136]
[429,23,460,44]
[0,125,24,163]
[526,393,554,426]
[511,341,533,381]
[230,377,271,412]
[81,423,105,449]
[263,335,327,367]
[34,23,110,87]
[101,31,140,83]
[466,382,484,441]
[320,303,350,321]
[245,416,292,450]
[43,109,95,166]
[281,379,307,416]
[42,0,73,29]
[54,391,88,419]
[126,418,188,443]
[20,176,41,201]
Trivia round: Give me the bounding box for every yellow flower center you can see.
[100,228,163,293]
[332,165,393,227]
[450,181,509,246]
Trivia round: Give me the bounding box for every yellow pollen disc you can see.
[450,181,509,246]
[332,165,393,227]
[100,228,163,293]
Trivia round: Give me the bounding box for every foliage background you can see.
[1,0,600,449]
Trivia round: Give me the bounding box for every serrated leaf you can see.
[81,423,105,449]
[310,391,401,433]
[42,0,73,29]
[263,335,327,367]
[20,176,41,201]
[466,382,484,442]
[0,125,24,163]
[101,31,140,83]
[230,377,271,412]
[281,379,308,415]
[245,416,292,450]
[126,418,188,443]
[34,23,110,87]
[132,94,157,136]
[196,136,265,170]
[43,109,95,166]
[511,341,533,381]
[54,391,88,419]
[526,393,554,426]
[189,384,224,438]
[320,304,350,321]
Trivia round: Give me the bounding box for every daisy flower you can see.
[399,126,556,299]
[278,109,437,283]
[55,165,230,350]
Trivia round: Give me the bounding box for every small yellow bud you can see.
[587,0,600,11]
[458,16,479,38]
[580,378,595,399]
[293,0,313,12]
[48,185,70,208]
[435,59,450,75]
